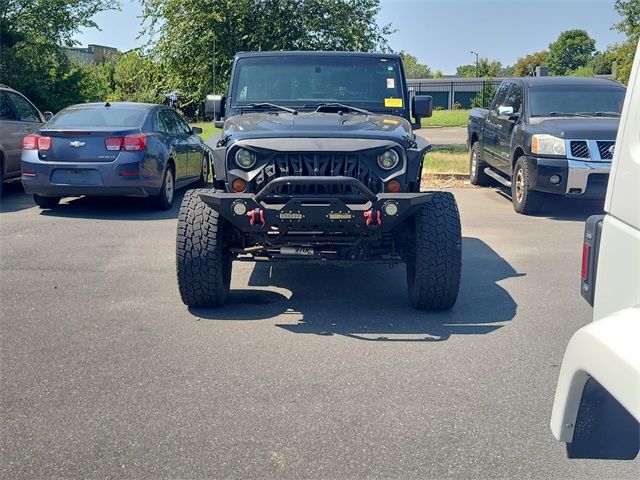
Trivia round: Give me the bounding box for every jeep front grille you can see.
[254,153,383,196]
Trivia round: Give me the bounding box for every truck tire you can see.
[469,141,490,186]
[512,156,543,215]
[33,194,61,209]
[176,189,232,308]
[407,191,462,310]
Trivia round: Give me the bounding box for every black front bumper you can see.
[199,176,432,234]
[525,156,609,199]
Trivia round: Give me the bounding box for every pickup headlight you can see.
[377,149,400,170]
[531,134,566,156]
[235,148,257,169]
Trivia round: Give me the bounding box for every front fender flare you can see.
[550,307,640,442]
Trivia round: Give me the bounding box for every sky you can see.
[75,0,625,74]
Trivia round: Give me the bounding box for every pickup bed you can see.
[467,77,626,214]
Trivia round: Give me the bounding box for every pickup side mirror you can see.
[43,111,54,122]
[497,105,514,117]
[412,95,433,128]
[205,94,225,124]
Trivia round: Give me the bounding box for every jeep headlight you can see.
[235,148,257,169]
[531,134,566,156]
[377,149,400,170]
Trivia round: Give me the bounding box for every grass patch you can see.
[424,145,468,174]
[189,122,221,141]
[421,109,470,128]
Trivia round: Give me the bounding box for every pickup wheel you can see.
[406,192,462,311]
[176,189,232,308]
[469,141,490,186]
[512,156,543,215]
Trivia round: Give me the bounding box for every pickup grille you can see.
[570,141,590,159]
[253,153,383,196]
[597,141,615,160]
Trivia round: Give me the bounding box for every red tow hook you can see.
[363,209,382,227]
[246,208,266,228]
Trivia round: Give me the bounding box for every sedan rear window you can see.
[48,107,147,128]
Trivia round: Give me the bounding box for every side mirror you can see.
[191,126,203,134]
[43,111,54,122]
[214,120,224,129]
[497,105,514,117]
[412,96,433,126]
[205,94,225,122]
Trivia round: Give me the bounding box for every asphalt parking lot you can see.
[1,182,638,479]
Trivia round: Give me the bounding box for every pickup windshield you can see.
[529,85,626,117]
[230,55,405,110]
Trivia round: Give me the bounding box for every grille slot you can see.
[597,141,615,160]
[570,141,590,159]
[254,153,383,196]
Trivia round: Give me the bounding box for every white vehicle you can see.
[550,44,640,459]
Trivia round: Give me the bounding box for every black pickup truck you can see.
[467,77,626,214]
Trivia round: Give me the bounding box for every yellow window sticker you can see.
[384,98,403,108]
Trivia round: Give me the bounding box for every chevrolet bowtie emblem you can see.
[69,141,85,148]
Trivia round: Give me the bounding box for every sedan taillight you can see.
[123,134,147,152]
[105,137,123,151]
[23,135,51,151]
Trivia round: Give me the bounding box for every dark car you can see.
[467,77,626,214]
[176,51,462,311]
[0,84,53,196]
[21,102,210,209]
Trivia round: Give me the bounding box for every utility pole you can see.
[470,51,479,77]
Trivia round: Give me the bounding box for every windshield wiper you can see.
[306,103,371,115]
[591,111,621,117]
[546,112,591,117]
[242,103,298,115]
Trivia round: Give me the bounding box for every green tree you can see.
[0,0,118,111]
[399,52,431,78]
[433,70,444,78]
[109,51,163,103]
[513,51,548,76]
[608,0,640,83]
[589,51,613,75]
[547,29,596,75]
[470,81,496,108]
[141,0,393,116]
[456,58,502,77]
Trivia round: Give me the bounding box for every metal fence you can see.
[407,79,503,109]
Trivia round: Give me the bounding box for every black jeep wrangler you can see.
[177,51,462,310]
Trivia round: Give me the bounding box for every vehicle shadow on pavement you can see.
[0,181,36,214]
[193,237,523,342]
[35,191,187,221]
[492,187,605,222]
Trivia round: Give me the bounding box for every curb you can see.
[425,172,469,180]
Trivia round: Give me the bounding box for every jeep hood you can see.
[223,111,413,145]
[528,117,619,140]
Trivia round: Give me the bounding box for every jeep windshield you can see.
[230,55,405,112]
[529,85,626,117]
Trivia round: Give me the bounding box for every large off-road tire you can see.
[151,164,175,210]
[512,156,543,215]
[407,191,462,310]
[33,194,61,209]
[193,152,210,188]
[176,189,232,308]
[469,141,490,186]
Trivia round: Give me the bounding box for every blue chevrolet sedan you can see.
[21,102,210,209]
